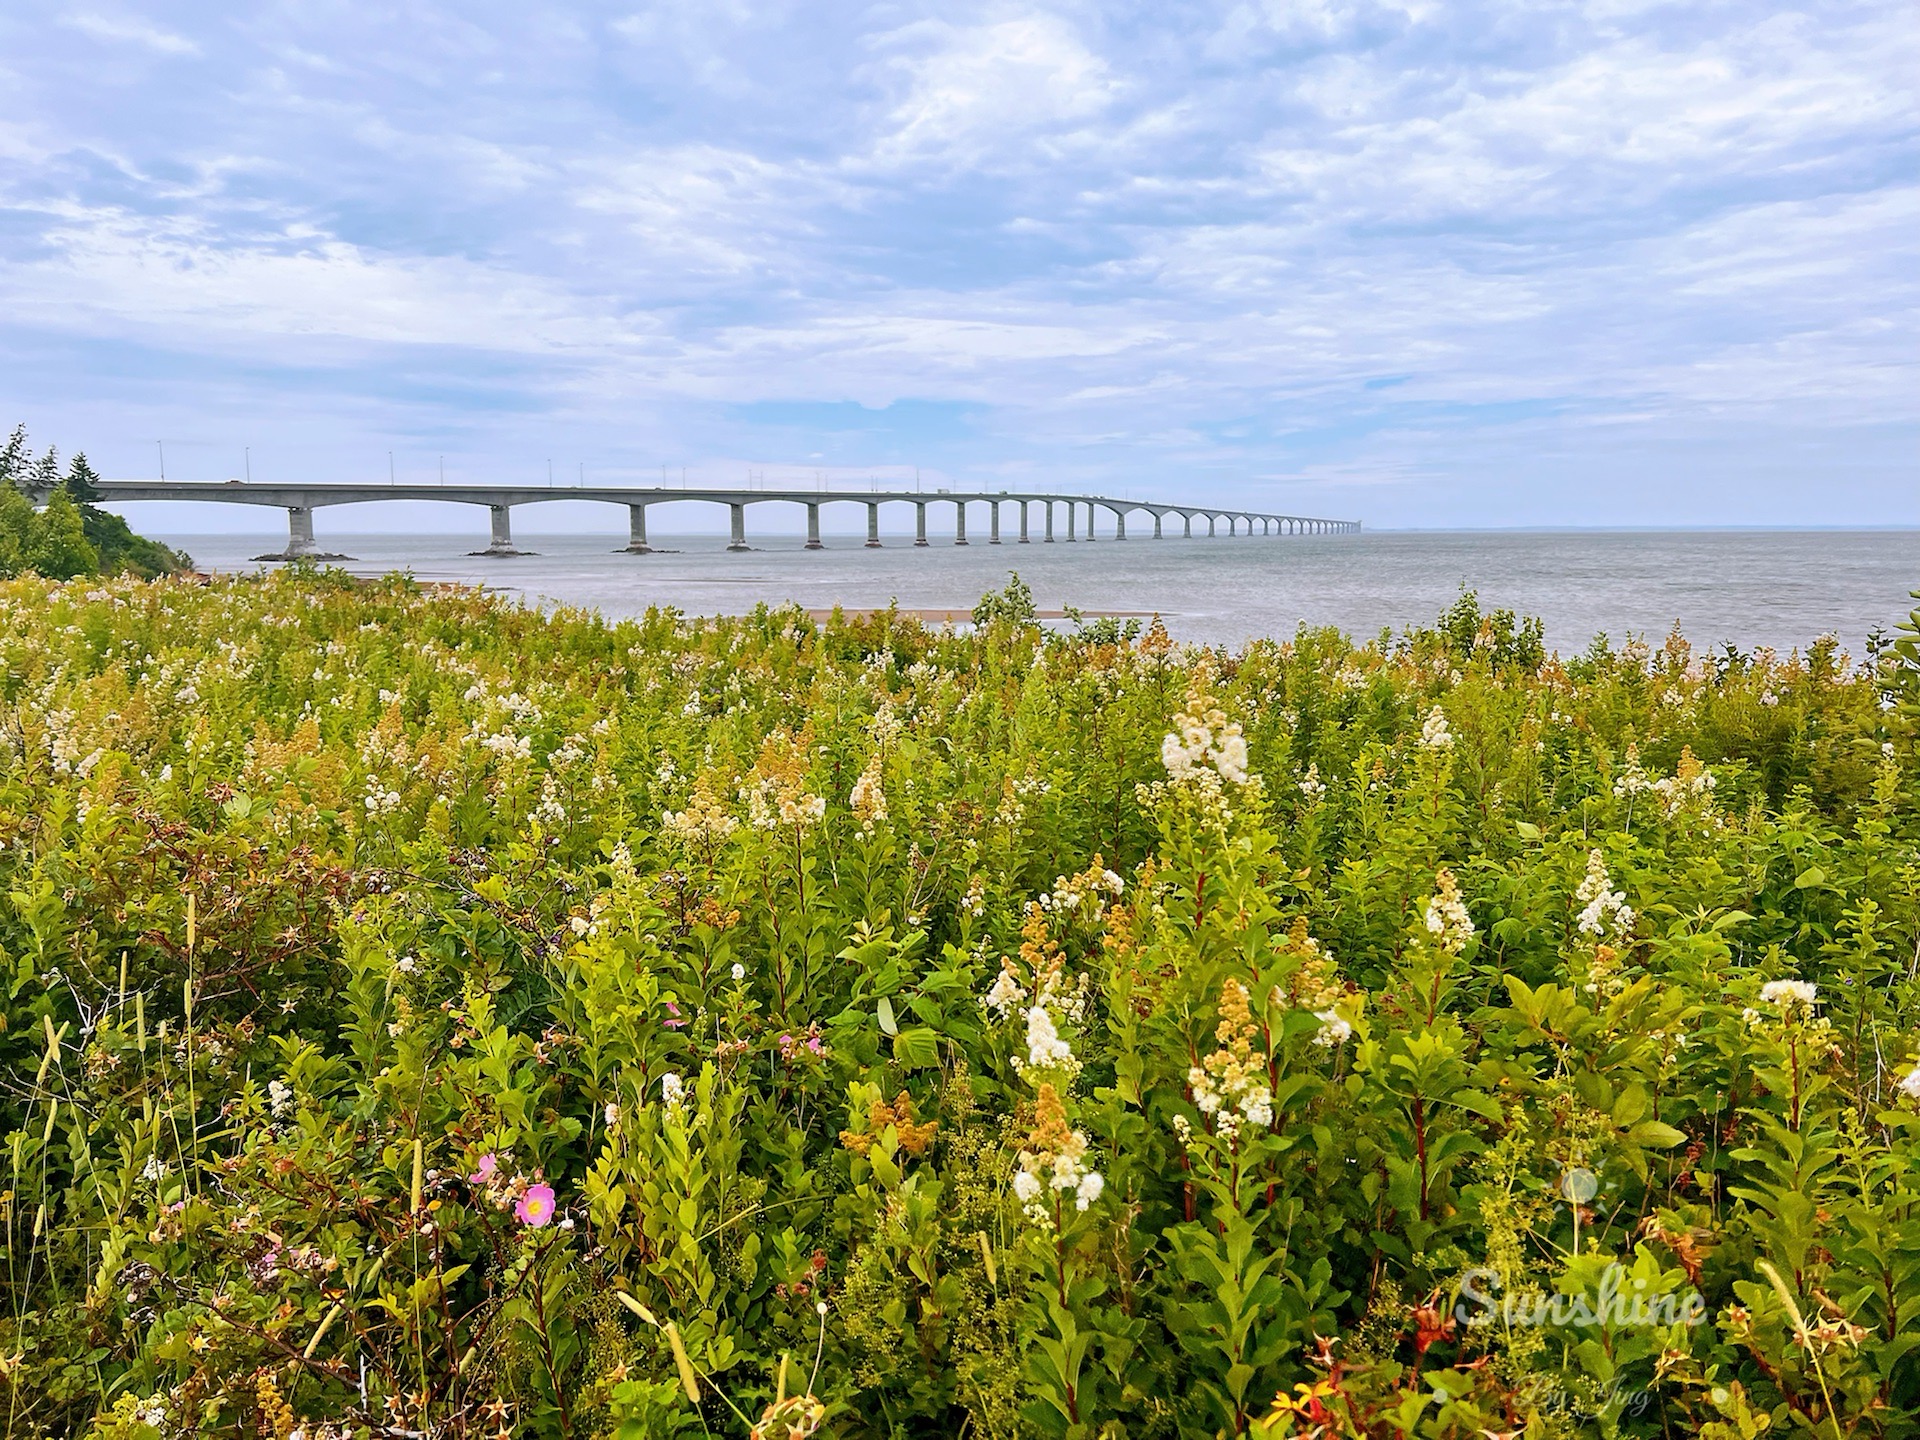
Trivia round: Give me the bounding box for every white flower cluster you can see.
[1759,978,1818,1011]
[743,775,826,830]
[479,731,532,761]
[1013,1005,1082,1080]
[662,786,738,845]
[981,968,1026,1020]
[267,1079,294,1119]
[1423,869,1475,954]
[1039,866,1123,919]
[1012,1128,1104,1221]
[363,777,402,815]
[1651,765,1715,815]
[1613,744,1651,797]
[1574,849,1635,941]
[1160,702,1250,786]
[1899,1064,1920,1101]
[1420,706,1454,750]
[1188,1060,1274,1135]
[1311,1008,1353,1047]
[661,1071,687,1113]
[1297,763,1326,800]
[848,752,887,832]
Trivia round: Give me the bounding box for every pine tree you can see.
[27,447,60,503]
[0,425,26,487]
[64,452,103,503]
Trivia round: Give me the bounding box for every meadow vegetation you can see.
[3,568,1919,1440]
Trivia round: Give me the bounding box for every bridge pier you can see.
[806,503,823,550]
[1018,500,1030,543]
[954,501,968,545]
[1152,512,1162,539]
[989,501,1001,544]
[866,503,882,548]
[480,504,523,556]
[914,503,928,546]
[1044,502,1054,542]
[1065,503,1075,542]
[626,504,651,553]
[286,506,318,557]
[1183,513,1192,538]
[1114,509,1126,540]
[728,503,749,552]
[1084,501,1096,540]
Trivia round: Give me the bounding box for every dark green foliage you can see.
[0,424,190,576]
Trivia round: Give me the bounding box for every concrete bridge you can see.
[91,479,1360,557]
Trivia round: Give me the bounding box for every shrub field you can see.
[4,570,1920,1440]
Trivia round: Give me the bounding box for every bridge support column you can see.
[626,504,651,553]
[482,504,521,556]
[1065,503,1076,542]
[805,503,823,550]
[1114,510,1126,540]
[1018,501,1030,543]
[1084,501,1095,540]
[728,503,749,552]
[954,501,968,545]
[1207,515,1216,536]
[989,501,1001,544]
[914,503,928,546]
[866,503,882,547]
[286,506,318,557]
[1183,514,1192,537]
[1044,502,1054,542]
[1152,513,1162,539]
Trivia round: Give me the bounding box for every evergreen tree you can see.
[24,491,97,580]
[63,452,103,503]
[0,423,188,577]
[0,425,26,487]
[28,446,60,503]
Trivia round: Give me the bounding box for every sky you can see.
[0,1,1915,532]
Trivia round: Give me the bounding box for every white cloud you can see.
[0,0,1912,521]
[862,14,1121,169]
[62,11,199,56]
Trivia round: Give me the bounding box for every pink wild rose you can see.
[516,1183,556,1228]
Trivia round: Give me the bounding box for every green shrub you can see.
[1,571,1917,1439]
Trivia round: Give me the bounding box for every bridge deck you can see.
[87,480,1359,556]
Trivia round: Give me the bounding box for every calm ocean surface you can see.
[159,526,1919,655]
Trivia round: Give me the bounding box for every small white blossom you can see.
[1760,978,1818,1010]
[1312,1009,1353,1048]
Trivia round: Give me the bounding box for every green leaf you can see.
[892,1027,940,1068]
[1626,1121,1686,1149]
[876,995,898,1036]
[1612,1083,1649,1128]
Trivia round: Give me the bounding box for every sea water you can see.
[157,526,1918,655]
